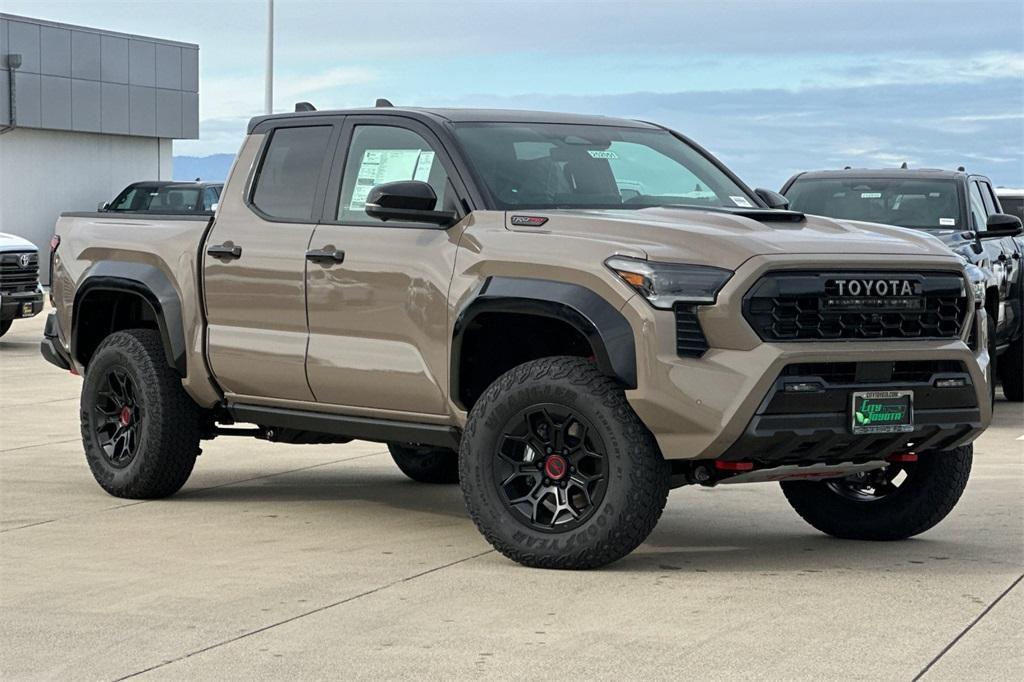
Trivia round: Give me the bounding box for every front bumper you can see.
[0,290,44,321]
[620,254,991,461]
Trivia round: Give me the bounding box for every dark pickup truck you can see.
[783,168,1024,401]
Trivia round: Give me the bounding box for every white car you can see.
[0,232,44,338]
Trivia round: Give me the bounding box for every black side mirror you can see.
[755,188,790,210]
[364,181,456,227]
[981,213,1023,239]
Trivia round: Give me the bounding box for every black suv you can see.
[782,168,1023,401]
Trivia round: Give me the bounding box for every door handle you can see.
[207,242,242,260]
[305,247,345,265]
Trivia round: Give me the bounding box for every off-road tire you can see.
[780,445,972,540]
[0,319,12,338]
[999,334,1023,402]
[81,329,201,498]
[388,443,459,484]
[460,356,670,569]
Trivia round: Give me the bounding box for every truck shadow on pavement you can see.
[169,468,1015,576]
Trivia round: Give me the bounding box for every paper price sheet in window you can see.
[349,149,436,211]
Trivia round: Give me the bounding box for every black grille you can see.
[0,251,39,294]
[744,271,967,341]
[674,304,709,357]
[782,360,967,384]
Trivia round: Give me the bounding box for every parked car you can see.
[42,105,991,569]
[100,181,223,214]
[782,168,1023,401]
[995,187,1024,222]
[0,232,44,338]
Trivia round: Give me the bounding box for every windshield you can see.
[109,186,205,212]
[452,122,755,210]
[785,177,964,230]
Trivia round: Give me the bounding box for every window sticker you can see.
[587,150,619,160]
[349,149,434,210]
[730,195,753,208]
[860,192,882,199]
[939,218,956,226]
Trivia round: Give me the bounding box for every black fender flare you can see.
[451,277,637,406]
[72,262,187,376]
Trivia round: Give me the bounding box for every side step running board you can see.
[225,404,462,450]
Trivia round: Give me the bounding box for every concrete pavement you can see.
[1,311,1021,680]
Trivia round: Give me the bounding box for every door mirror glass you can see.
[755,188,789,210]
[364,181,456,226]
[982,213,1023,238]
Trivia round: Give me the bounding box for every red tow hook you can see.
[888,453,918,463]
[714,460,754,472]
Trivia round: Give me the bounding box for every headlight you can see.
[963,264,986,307]
[605,256,733,308]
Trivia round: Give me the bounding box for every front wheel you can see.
[780,445,972,540]
[1000,334,1023,402]
[460,356,670,570]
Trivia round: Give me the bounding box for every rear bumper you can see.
[40,311,72,371]
[0,290,44,321]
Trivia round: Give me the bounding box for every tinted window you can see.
[785,177,963,229]
[452,122,752,210]
[977,180,997,215]
[336,125,449,224]
[969,182,987,231]
[999,196,1024,221]
[109,185,202,212]
[252,126,332,220]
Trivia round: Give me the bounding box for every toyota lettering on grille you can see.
[824,278,923,311]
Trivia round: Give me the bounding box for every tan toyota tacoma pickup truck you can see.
[42,105,992,569]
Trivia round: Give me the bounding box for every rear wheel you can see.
[460,356,670,569]
[0,319,12,338]
[780,445,972,540]
[388,443,459,484]
[1000,334,1023,402]
[80,329,201,499]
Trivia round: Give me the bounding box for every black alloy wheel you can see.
[91,368,143,468]
[494,404,608,532]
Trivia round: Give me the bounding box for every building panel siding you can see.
[71,30,101,80]
[40,25,71,76]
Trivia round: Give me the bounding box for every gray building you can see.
[0,13,199,281]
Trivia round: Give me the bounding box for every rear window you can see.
[785,177,964,230]
[251,126,332,220]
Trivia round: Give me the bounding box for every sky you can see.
[5,0,1023,189]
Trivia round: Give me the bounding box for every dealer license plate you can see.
[851,390,914,435]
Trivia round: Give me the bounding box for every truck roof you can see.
[791,168,981,181]
[247,107,659,134]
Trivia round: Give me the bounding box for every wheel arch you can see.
[72,262,187,376]
[451,277,637,410]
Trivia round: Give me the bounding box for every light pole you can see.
[264,0,274,114]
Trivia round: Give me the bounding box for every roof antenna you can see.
[375,98,393,108]
[294,102,316,112]
[900,162,908,169]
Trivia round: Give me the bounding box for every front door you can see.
[304,117,467,416]
[204,124,336,401]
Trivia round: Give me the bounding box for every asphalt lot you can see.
[1,310,1021,681]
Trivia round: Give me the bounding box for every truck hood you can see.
[506,207,957,269]
[0,232,38,253]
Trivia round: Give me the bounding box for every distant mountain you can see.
[173,154,235,182]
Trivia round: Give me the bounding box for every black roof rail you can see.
[375,98,394,108]
[295,102,316,112]
[900,162,908,169]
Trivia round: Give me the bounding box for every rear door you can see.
[203,122,337,401]
[304,115,469,415]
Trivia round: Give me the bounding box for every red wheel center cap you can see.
[119,406,132,426]
[544,454,568,480]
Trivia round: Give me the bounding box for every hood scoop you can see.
[698,206,806,223]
